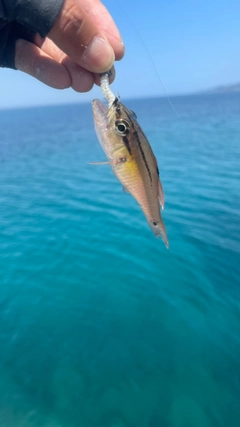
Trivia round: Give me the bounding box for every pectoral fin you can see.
[88,158,125,166]
[122,186,129,193]
[88,161,111,165]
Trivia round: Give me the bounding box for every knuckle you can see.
[57,4,84,36]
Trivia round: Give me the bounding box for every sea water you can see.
[0,93,239,427]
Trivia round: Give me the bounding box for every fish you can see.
[91,75,169,248]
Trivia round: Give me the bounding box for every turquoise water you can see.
[0,93,240,427]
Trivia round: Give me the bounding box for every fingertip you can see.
[82,36,115,73]
[80,1,125,62]
[113,40,125,61]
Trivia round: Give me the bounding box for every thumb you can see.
[48,0,116,73]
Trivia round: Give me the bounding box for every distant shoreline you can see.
[202,83,240,94]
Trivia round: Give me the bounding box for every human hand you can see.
[14,0,124,92]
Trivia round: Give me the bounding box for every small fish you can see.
[92,73,169,248]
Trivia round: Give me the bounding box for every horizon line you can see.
[1,89,239,112]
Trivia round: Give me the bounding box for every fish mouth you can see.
[92,99,108,125]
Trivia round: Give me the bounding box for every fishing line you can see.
[115,2,183,123]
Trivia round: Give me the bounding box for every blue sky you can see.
[0,0,239,108]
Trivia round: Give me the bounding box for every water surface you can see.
[0,93,240,427]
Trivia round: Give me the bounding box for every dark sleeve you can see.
[0,0,64,69]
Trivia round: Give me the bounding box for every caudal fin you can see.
[148,219,169,249]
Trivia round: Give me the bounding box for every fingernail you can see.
[83,36,115,72]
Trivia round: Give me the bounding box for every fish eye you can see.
[115,119,130,136]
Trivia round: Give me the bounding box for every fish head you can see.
[92,98,139,163]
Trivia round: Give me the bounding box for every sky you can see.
[0,0,240,109]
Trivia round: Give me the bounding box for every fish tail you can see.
[148,220,169,249]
